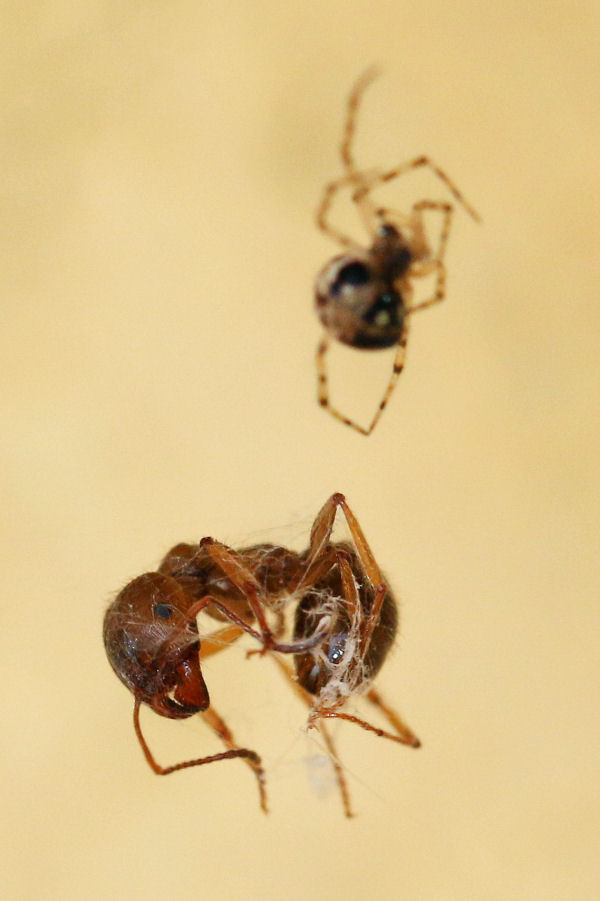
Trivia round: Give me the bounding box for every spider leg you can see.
[315,173,370,251]
[338,66,381,235]
[316,308,412,437]
[357,155,480,223]
[316,335,374,435]
[340,65,380,174]
[270,654,354,818]
[397,199,456,315]
[315,66,381,246]
[361,327,411,438]
[366,204,413,232]
[405,260,447,315]
[132,698,268,812]
[411,199,454,262]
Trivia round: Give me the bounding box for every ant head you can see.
[315,254,406,350]
[104,572,209,716]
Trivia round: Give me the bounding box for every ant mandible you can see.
[314,68,481,435]
[103,493,419,816]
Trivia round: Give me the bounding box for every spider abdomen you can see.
[315,255,407,349]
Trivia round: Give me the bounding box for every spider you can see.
[314,68,481,435]
[103,493,418,816]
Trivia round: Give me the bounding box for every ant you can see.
[314,68,481,435]
[103,493,419,816]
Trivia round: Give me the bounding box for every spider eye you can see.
[153,603,173,619]
[331,261,371,294]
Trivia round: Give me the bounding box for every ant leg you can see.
[199,625,246,660]
[198,540,327,655]
[309,707,420,748]
[304,491,346,566]
[316,720,354,818]
[366,687,421,746]
[270,655,354,818]
[197,539,273,641]
[201,705,268,813]
[186,593,268,646]
[294,536,355,598]
[307,492,384,592]
[316,335,374,436]
[332,542,387,665]
[336,547,361,624]
[373,155,481,223]
[132,699,268,812]
[334,548,389,670]
[306,492,391,653]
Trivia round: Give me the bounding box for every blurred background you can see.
[2,2,599,899]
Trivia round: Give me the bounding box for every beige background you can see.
[2,2,599,899]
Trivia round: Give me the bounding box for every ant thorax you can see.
[158,541,305,625]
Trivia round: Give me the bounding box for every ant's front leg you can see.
[198,538,326,655]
